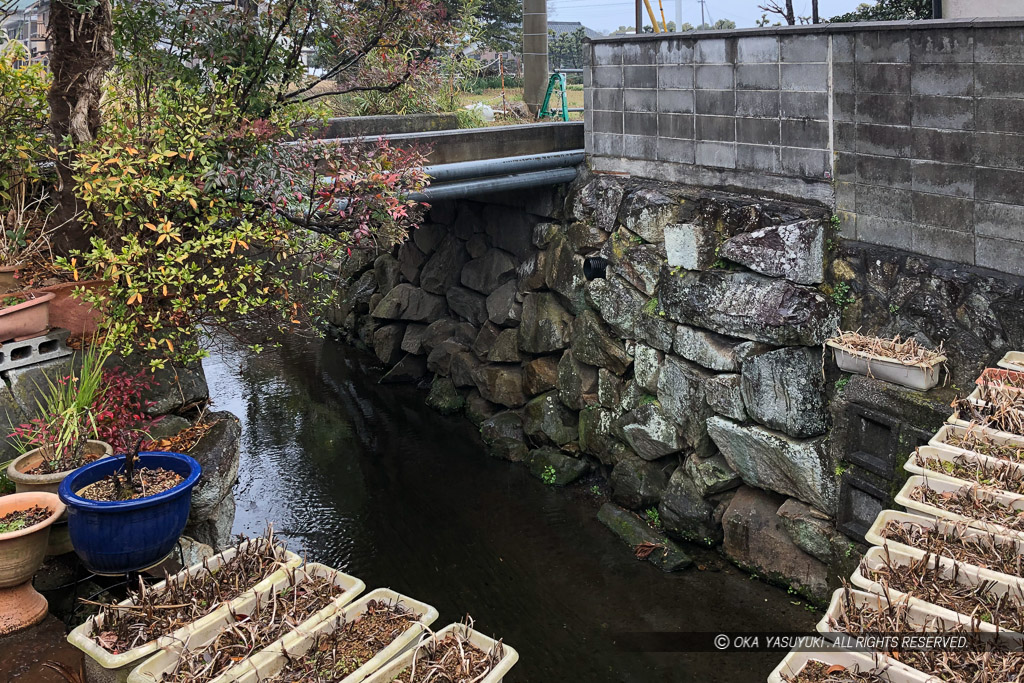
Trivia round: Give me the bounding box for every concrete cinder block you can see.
[974,27,1024,63]
[856,154,912,190]
[593,66,623,89]
[657,137,695,164]
[623,41,658,65]
[659,89,695,114]
[736,144,781,173]
[593,110,623,135]
[832,63,856,94]
[834,151,856,183]
[781,33,828,63]
[736,36,779,64]
[592,87,623,112]
[976,236,1024,277]
[912,62,974,97]
[975,201,1024,241]
[976,166,1024,205]
[736,90,779,117]
[658,38,695,65]
[856,63,911,94]
[833,92,855,122]
[659,113,694,139]
[736,117,780,146]
[695,64,734,90]
[0,328,72,374]
[855,184,913,221]
[780,147,829,177]
[696,115,735,142]
[624,88,657,113]
[736,64,779,90]
[977,98,1024,134]
[832,33,855,63]
[911,128,974,166]
[911,193,974,232]
[781,91,827,119]
[835,182,855,213]
[624,112,657,136]
[624,65,658,88]
[695,38,727,64]
[911,95,975,130]
[855,30,910,63]
[855,123,912,158]
[695,89,736,116]
[592,42,622,66]
[781,119,828,150]
[912,224,977,264]
[911,160,975,199]
[780,63,827,92]
[976,63,1024,99]
[696,141,737,169]
[834,121,856,152]
[855,215,913,251]
[910,28,973,63]
[624,135,657,160]
[593,133,623,157]
[854,93,912,127]
[658,64,694,89]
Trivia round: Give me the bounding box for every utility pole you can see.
[675,0,681,30]
[699,0,706,27]
[636,0,643,33]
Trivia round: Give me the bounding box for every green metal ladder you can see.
[538,72,569,122]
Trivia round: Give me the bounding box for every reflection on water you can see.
[203,334,814,682]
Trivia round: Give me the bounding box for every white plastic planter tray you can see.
[895,475,1024,542]
[976,368,1024,396]
[234,588,439,683]
[362,623,520,683]
[948,398,1024,440]
[827,341,945,391]
[929,424,1024,462]
[999,352,1024,373]
[904,444,1024,495]
[851,545,1024,635]
[768,649,939,683]
[69,538,302,683]
[127,562,362,683]
[865,509,1024,584]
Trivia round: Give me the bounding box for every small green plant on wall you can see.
[541,465,557,485]
[645,507,661,529]
[831,282,855,309]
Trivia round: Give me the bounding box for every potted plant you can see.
[904,445,1024,496]
[769,650,937,683]
[0,290,54,341]
[826,331,946,391]
[896,475,1024,541]
[0,491,65,635]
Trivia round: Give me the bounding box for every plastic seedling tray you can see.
[127,563,361,683]
[895,475,1024,542]
[904,444,1024,495]
[234,588,439,683]
[998,352,1024,373]
[361,623,520,683]
[768,649,939,683]
[865,509,1024,584]
[851,545,1024,635]
[68,538,301,683]
[826,341,944,391]
[929,424,1024,461]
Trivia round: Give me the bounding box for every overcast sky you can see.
[549,0,871,33]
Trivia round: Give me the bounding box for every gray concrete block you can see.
[658,38,695,65]
[976,63,1024,99]
[912,63,974,97]
[696,141,737,169]
[593,87,623,112]
[856,30,910,63]
[977,98,1024,134]
[657,137,695,164]
[659,64,694,89]
[624,135,658,160]
[834,121,856,152]
[736,143,780,173]
[623,42,658,65]
[736,90,779,117]
[912,160,975,199]
[584,131,594,155]
[593,110,623,134]
[974,27,1024,63]
[976,236,1024,277]
[696,115,735,142]
[660,89,695,114]
[855,184,913,221]
[912,224,976,264]
[624,88,658,112]
[832,34,855,63]
[911,128,974,166]
[856,64,911,94]
[625,112,658,136]
[781,91,827,119]
[736,36,779,63]
[659,113,694,139]
[854,93,912,127]
[584,86,593,111]
[584,107,593,130]
[833,92,855,122]
[624,65,658,88]
[910,29,973,63]
[736,64,779,90]
[593,43,622,66]
[835,151,856,182]
[780,147,829,177]
[975,201,1024,241]
[736,117,780,145]
[856,154,912,190]
[856,123,912,158]
[0,328,72,373]
[695,38,727,64]
[911,95,974,130]
[696,89,736,116]
[855,215,913,251]
[781,63,827,92]
[781,33,827,63]
[593,133,623,157]
[835,181,855,213]
[837,210,857,239]
[976,166,1024,205]
[781,119,828,149]
[696,64,734,90]
[583,65,592,88]
[912,192,974,232]
[833,64,856,94]
[593,66,623,89]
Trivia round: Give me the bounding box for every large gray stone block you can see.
[720,219,825,285]
[524,392,579,446]
[372,284,447,323]
[598,502,693,572]
[461,249,517,295]
[419,235,468,294]
[615,401,684,460]
[658,467,723,545]
[517,293,574,354]
[568,176,625,231]
[656,355,716,457]
[673,325,763,372]
[571,310,631,375]
[741,347,828,438]
[619,188,678,243]
[585,275,645,339]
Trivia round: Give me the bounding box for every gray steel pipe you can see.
[411,167,577,201]
[425,150,584,182]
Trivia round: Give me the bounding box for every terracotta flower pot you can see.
[0,491,65,635]
[7,440,114,556]
[0,263,22,293]
[0,291,54,342]
[23,279,109,342]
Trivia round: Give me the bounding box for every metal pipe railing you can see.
[424,150,584,183]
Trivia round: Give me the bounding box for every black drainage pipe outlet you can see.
[583,256,608,280]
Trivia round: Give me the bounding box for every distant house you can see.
[548,21,602,41]
[2,0,50,64]
[941,0,1022,17]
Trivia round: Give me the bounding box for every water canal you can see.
[203,334,814,682]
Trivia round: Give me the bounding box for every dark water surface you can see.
[203,335,814,683]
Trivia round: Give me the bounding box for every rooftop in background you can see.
[549,21,603,40]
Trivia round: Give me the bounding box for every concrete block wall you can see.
[585,20,1024,278]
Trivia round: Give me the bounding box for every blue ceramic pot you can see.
[58,452,201,575]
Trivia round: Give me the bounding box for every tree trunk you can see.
[812,0,819,23]
[785,0,796,24]
[47,0,115,255]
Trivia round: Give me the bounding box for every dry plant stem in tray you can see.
[866,551,1024,631]
[828,331,945,366]
[392,619,503,683]
[782,660,887,683]
[910,485,1024,532]
[829,587,1024,682]
[915,452,1024,495]
[162,572,345,682]
[954,397,1024,437]
[882,520,1024,578]
[91,529,289,654]
[266,600,420,682]
[945,430,1024,464]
